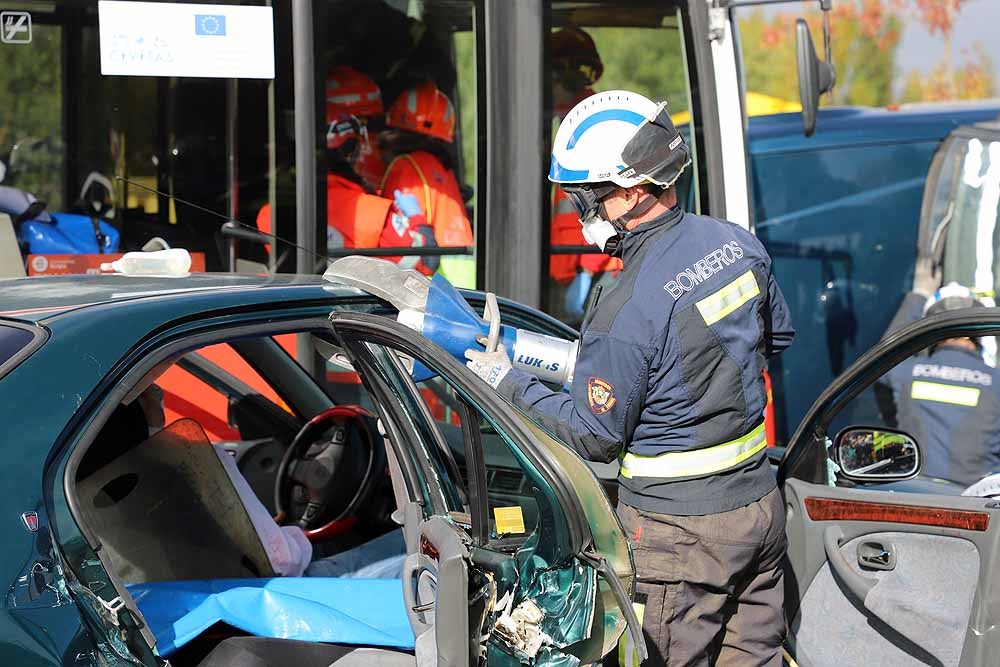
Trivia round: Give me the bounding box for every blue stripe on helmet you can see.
[549,155,590,182]
[566,109,645,149]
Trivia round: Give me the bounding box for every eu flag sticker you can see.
[195,14,226,36]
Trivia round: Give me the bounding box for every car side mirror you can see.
[835,427,920,481]
[796,18,835,138]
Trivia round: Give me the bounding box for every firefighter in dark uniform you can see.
[878,283,1000,486]
[464,90,795,666]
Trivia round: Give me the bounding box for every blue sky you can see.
[897,0,1000,76]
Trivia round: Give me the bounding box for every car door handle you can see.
[823,526,877,603]
[858,541,896,571]
[411,601,435,613]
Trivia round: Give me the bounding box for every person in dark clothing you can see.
[464,90,795,666]
[878,283,1000,486]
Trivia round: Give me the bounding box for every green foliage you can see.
[0,25,64,208]
[737,7,901,108]
[588,26,689,114]
[453,31,476,196]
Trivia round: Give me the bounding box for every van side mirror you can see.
[796,18,835,138]
[835,427,920,481]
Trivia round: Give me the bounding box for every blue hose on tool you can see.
[325,257,579,387]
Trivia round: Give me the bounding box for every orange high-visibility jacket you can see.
[380,151,473,248]
[256,173,435,274]
[255,174,392,248]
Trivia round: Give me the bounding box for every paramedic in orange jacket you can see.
[379,81,476,288]
[549,27,621,318]
[256,66,437,275]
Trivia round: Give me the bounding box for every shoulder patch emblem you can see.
[588,377,617,415]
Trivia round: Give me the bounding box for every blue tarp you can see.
[126,577,415,656]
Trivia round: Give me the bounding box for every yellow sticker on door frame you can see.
[493,506,526,535]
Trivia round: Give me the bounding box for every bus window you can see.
[1,7,64,210]
[318,0,480,288]
[544,3,697,327]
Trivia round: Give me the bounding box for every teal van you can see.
[750,101,1000,443]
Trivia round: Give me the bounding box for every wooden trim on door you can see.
[804,497,990,532]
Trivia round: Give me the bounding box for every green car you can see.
[1,273,999,666]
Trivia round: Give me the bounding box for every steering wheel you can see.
[273,405,384,540]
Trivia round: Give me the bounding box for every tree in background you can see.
[0,24,64,208]
[738,0,902,108]
[907,0,968,98]
[589,26,689,115]
[897,0,994,102]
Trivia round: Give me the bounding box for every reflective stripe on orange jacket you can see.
[381,151,475,287]
[380,152,473,247]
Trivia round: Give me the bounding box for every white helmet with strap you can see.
[924,282,986,317]
[549,89,691,189]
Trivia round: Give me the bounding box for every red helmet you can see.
[386,81,455,144]
[551,26,603,88]
[326,66,383,148]
[326,66,382,150]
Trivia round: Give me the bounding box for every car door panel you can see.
[401,516,474,667]
[784,478,996,667]
[329,312,637,665]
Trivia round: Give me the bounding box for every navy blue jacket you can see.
[881,344,1000,486]
[498,207,795,515]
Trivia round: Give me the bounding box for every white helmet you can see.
[924,282,986,317]
[549,90,691,189]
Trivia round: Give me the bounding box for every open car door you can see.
[328,312,641,666]
[779,309,1000,667]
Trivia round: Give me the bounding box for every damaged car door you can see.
[328,312,640,666]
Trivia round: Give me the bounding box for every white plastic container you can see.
[100,249,192,276]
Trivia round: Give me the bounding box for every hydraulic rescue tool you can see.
[324,256,578,387]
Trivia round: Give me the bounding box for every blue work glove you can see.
[393,189,423,219]
[565,271,593,319]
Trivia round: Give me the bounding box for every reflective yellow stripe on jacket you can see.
[696,269,760,326]
[620,423,767,479]
[911,381,981,407]
[618,602,646,667]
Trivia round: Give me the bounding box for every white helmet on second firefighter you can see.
[549,90,691,254]
[924,282,987,317]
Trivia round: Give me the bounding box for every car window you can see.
[361,341,543,543]
[156,342,291,442]
[412,375,540,540]
[827,340,1000,492]
[0,323,36,368]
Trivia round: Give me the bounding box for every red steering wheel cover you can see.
[292,405,376,542]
